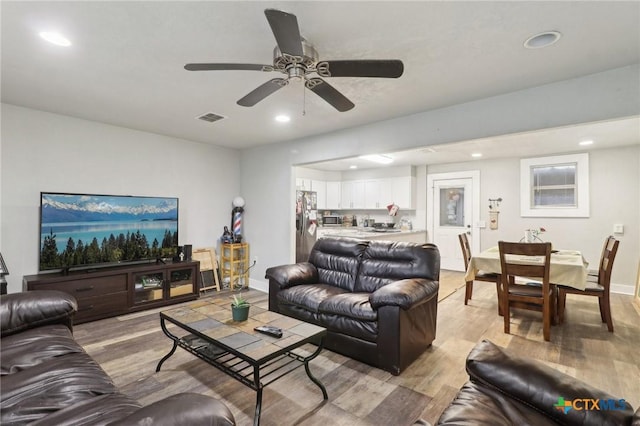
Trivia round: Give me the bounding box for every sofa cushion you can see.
[355,241,440,293]
[318,293,376,321]
[318,313,377,342]
[309,238,368,291]
[30,393,141,426]
[277,284,348,313]
[1,352,121,424]
[437,381,556,426]
[1,324,84,375]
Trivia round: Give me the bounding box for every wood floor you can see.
[74,271,640,425]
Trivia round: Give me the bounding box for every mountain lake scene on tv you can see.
[40,194,178,269]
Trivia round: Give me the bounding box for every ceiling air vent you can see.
[196,112,226,123]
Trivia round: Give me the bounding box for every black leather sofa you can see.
[437,340,639,426]
[265,237,440,375]
[0,290,235,425]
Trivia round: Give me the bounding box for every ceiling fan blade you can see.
[305,78,354,112]
[185,63,273,72]
[264,9,304,57]
[237,78,288,107]
[317,60,404,78]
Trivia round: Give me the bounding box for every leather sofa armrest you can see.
[369,279,439,310]
[466,340,636,426]
[108,393,235,426]
[1,290,77,337]
[265,262,319,290]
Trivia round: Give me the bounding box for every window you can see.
[520,153,589,217]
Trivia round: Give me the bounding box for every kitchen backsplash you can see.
[319,209,417,228]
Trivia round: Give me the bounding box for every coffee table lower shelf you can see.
[156,320,328,426]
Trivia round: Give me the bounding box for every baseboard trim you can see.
[611,283,634,295]
[248,278,268,293]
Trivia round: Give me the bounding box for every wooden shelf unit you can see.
[23,260,199,324]
[220,243,249,290]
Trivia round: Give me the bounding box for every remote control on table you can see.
[254,325,283,338]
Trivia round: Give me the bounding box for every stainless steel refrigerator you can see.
[296,190,317,262]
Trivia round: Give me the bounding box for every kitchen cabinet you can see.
[390,176,416,209]
[364,179,393,209]
[341,181,365,209]
[325,181,342,209]
[312,180,327,209]
[343,176,415,210]
[295,178,312,190]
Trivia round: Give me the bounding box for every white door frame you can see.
[427,170,481,255]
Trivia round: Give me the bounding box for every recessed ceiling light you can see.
[358,154,394,164]
[349,165,358,169]
[579,140,594,146]
[39,31,71,47]
[524,31,561,49]
[275,115,290,123]
[471,153,483,158]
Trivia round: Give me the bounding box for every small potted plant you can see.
[231,293,250,321]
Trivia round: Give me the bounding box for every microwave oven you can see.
[322,215,342,226]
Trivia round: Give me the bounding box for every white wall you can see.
[0,104,241,293]
[240,65,640,292]
[426,146,640,292]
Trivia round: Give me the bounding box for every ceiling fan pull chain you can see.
[302,80,306,116]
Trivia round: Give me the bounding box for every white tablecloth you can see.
[464,246,589,291]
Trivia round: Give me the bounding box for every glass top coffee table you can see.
[156,297,328,426]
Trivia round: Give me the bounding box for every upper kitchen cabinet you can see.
[325,181,342,209]
[341,180,366,209]
[364,179,391,209]
[312,180,327,209]
[295,166,416,211]
[390,176,416,209]
[347,176,415,210]
[295,178,312,190]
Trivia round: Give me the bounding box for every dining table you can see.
[464,246,589,324]
[464,246,589,291]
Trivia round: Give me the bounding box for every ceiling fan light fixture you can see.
[359,154,394,164]
[39,31,71,47]
[524,31,562,49]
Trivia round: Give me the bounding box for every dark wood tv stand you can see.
[23,260,200,324]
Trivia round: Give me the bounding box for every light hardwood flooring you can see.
[74,271,640,425]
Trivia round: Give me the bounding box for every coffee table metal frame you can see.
[156,313,328,426]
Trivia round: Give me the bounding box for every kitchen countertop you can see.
[317,227,426,239]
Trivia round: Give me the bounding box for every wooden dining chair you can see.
[459,233,501,313]
[499,241,553,341]
[557,236,619,332]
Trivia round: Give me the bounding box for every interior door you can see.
[428,173,479,271]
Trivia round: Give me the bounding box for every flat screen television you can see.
[39,192,179,272]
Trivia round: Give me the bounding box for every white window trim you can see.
[520,153,590,217]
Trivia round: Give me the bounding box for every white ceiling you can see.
[305,116,640,171]
[2,1,639,159]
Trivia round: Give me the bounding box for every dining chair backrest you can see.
[498,241,552,286]
[458,233,472,270]
[598,236,620,288]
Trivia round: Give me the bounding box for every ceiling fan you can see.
[185,9,404,112]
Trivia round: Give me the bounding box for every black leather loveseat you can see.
[1,290,235,425]
[265,237,440,375]
[437,340,639,426]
